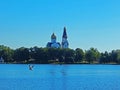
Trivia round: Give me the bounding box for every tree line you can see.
[0,45,120,64]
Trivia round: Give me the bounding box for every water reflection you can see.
[60,65,68,90]
[48,65,68,90]
[60,66,67,76]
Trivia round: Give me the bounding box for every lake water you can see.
[0,64,120,90]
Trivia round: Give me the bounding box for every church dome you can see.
[51,33,56,39]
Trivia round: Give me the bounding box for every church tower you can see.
[62,27,69,48]
[46,33,61,48]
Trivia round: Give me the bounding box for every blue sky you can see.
[0,0,120,52]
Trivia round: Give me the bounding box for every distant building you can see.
[47,33,61,48]
[46,27,69,48]
[61,27,69,48]
[0,57,4,64]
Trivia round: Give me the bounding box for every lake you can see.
[0,64,120,90]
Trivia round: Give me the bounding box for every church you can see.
[46,27,69,48]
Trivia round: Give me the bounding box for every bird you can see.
[29,65,34,70]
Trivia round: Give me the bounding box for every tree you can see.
[13,47,29,63]
[0,45,14,63]
[47,48,60,61]
[29,47,49,64]
[63,48,75,63]
[109,50,120,64]
[109,50,117,63]
[74,48,84,63]
[116,50,120,64]
[85,48,100,63]
[99,51,109,64]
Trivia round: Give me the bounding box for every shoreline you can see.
[1,63,120,65]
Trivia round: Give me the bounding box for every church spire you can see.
[62,27,67,38]
[62,27,69,48]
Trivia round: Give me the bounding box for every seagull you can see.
[29,65,34,70]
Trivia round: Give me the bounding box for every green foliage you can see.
[1,45,120,64]
[99,51,109,63]
[116,50,120,63]
[0,45,14,62]
[85,48,100,63]
[63,48,75,63]
[74,48,85,62]
[13,47,29,63]
[29,47,49,64]
[99,50,120,64]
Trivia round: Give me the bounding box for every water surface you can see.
[0,64,120,90]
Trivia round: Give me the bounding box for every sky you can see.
[0,0,120,52]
